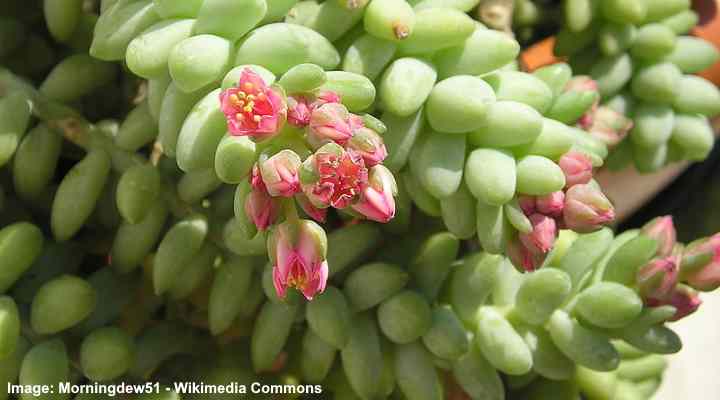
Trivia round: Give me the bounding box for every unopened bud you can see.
[559,151,593,188]
[563,184,615,233]
[519,214,557,255]
[536,191,565,218]
[640,216,677,258]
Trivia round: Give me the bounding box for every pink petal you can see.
[240,68,269,90]
[353,187,393,222]
[275,230,295,279]
[297,229,322,269]
[272,266,287,299]
[301,261,329,300]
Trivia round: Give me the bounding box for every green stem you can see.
[0,68,145,172]
[283,197,300,225]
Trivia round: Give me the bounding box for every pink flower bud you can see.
[637,255,679,304]
[295,193,327,223]
[245,186,280,231]
[518,195,537,216]
[260,150,301,197]
[308,103,360,148]
[507,235,546,272]
[250,163,265,190]
[287,95,311,127]
[559,151,593,188]
[535,191,565,218]
[585,106,633,147]
[519,214,557,255]
[301,143,368,209]
[665,284,702,321]
[270,220,329,300]
[563,184,615,233]
[310,90,341,109]
[352,164,397,223]
[220,68,286,139]
[344,126,388,167]
[682,233,720,291]
[641,216,677,258]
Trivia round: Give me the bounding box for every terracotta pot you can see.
[693,0,720,84]
[520,36,559,72]
[520,0,720,81]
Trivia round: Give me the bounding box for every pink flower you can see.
[301,143,368,209]
[536,191,565,218]
[259,150,301,197]
[270,220,329,300]
[637,255,680,304]
[344,126,388,167]
[220,68,286,139]
[352,164,397,223]
[682,233,720,291]
[519,214,557,255]
[559,151,593,188]
[563,183,615,233]
[585,107,633,147]
[287,96,311,127]
[308,103,361,148]
[641,216,677,258]
[507,235,546,272]
[295,194,327,223]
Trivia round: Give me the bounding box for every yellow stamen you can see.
[253,115,262,122]
[243,101,255,113]
[287,274,308,290]
[235,113,244,121]
[237,91,246,99]
[246,94,255,101]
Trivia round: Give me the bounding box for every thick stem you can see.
[1,69,237,256]
[283,197,300,225]
[0,68,145,171]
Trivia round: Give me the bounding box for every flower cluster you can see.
[508,151,615,271]
[632,217,720,321]
[635,216,701,321]
[220,68,396,300]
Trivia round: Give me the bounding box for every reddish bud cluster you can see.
[509,151,614,272]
